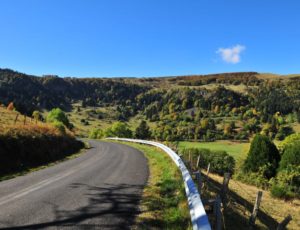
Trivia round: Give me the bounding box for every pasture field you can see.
[178,140,250,162]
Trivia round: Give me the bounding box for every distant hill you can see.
[0,68,299,117]
[0,68,148,114]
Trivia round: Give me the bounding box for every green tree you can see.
[135,120,151,139]
[243,134,280,179]
[46,108,73,129]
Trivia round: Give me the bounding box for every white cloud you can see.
[217,44,246,64]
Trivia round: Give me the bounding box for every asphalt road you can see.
[0,140,148,230]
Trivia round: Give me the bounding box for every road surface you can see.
[0,140,148,229]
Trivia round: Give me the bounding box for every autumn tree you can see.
[7,102,14,111]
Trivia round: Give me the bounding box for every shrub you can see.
[279,133,300,151]
[89,128,104,139]
[106,122,132,138]
[180,148,235,175]
[270,165,300,199]
[52,121,66,134]
[32,110,41,121]
[275,126,294,141]
[279,142,300,170]
[135,120,151,139]
[46,108,73,129]
[243,134,280,179]
[235,168,270,189]
[270,184,289,199]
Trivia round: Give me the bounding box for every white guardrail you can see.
[107,137,211,230]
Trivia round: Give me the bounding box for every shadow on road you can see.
[1,183,144,230]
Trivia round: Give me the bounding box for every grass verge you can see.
[116,141,192,230]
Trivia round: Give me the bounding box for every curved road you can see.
[0,141,148,229]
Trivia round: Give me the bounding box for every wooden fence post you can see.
[249,191,263,227]
[277,214,292,230]
[206,163,211,177]
[221,173,231,206]
[196,155,201,168]
[186,161,191,171]
[214,195,222,230]
[194,171,202,192]
[14,113,19,124]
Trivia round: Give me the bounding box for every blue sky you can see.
[0,0,299,77]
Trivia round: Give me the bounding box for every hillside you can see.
[1,68,300,139]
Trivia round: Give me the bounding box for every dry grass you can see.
[0,106,33,126]
[204,172,300,230]
[258,73,300,80]
[0,106,74,138]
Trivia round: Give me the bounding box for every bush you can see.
[235,166,270,189]
[275,126,294,141]
[270,184,289,199]
[243,134,280,179]
[52,121,66,134]
[279,133,300,151]
[180,148,235,175]
[270,165,300,199]
[135,120,151,139]
[89,128,104,139]
[46,108,73,130]
[279,142,300,170]
[105,122,132,138]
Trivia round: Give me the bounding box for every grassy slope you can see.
[0,106,85,179]
[0,106,35,126]
[115,141,192,230]
[65,103,157,137]
[206,173,300,230]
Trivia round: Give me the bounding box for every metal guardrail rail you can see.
[107,137,211,230]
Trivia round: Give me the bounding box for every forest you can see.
[1,68,300,143]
